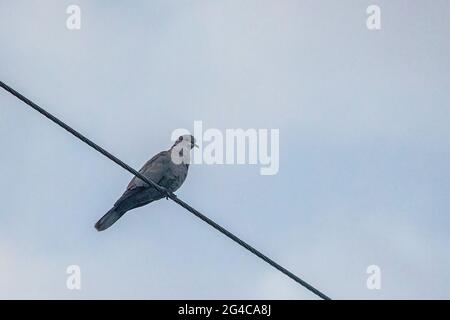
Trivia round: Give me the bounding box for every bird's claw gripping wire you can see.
[163,188,175,200]
[155,186,174,200]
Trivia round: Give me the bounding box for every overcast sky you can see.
[1,0,449,299]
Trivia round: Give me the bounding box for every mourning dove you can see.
[95,135,197,231]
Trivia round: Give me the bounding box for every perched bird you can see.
[95,135,198,231]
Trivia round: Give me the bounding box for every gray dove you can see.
[95,135,198,231]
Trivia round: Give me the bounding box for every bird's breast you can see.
[159,163,189,192]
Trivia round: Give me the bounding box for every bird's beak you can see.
[194,143,199,148]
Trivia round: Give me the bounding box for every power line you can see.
[0,80,331,300]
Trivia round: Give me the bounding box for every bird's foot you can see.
[164,189,175,200]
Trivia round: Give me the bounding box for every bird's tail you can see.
[95,207,126,231]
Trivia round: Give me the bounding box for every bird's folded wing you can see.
[126,151,170,190]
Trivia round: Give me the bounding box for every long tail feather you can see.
[95,207,126,231]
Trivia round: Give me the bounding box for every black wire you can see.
[0,80,331,300]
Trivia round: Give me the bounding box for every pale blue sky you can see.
[0,0,449,299]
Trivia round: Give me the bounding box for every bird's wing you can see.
[126,151,170,190]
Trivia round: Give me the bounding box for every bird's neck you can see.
[169,145,191,165]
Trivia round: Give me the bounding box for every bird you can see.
[95,135,198,231]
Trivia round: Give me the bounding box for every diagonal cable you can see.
[0,80,331,300]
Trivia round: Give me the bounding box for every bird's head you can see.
[172,135,198,150]
[170,135,198,165]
